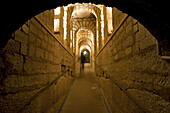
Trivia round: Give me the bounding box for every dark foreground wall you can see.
[95,8,170,113]
[0,10,75,113]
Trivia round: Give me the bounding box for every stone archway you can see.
[81,49,90,63]
[0,1,170,113]
[1,0,169,51]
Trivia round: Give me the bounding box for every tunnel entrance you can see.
[81,49,90,63]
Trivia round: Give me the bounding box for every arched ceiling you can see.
[81,49,90,54]
[79,38,92,44]
[1,1,170,50]
[80,45,91,53]
[72,14,96,33]
[71,3,98,37]
[77,29,93,42]
[76,29,93,52]
[71,3,98,18]
[73,11,95,18]
[78,38,92,48]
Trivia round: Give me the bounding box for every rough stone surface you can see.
[0,5,169,113]
[95,12,170,113]
[0,10,75,113]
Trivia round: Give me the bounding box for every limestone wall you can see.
[0,10,75,113]
[95,8,170,113]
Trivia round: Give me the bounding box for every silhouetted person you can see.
[81,53,85,70]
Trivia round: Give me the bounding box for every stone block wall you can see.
[112,7,126,30]
[0,10,75,113]
[95,9,170,113]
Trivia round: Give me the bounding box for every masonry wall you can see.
[95,8,170,113]
[0,10,75,113]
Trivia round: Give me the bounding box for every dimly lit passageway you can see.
[0,2,170,113]
[60,63,109,113]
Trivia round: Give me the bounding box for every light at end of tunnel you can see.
[83,51,87,55]
[80,45,91,53]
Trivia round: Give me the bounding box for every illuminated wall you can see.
[53,3,114,57]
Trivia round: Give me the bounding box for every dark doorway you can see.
[81,49,90,63]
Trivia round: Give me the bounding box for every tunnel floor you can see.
[60,63,109,113]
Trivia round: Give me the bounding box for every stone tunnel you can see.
[0,2,170,113]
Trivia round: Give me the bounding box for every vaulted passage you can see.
[0,2,170,113]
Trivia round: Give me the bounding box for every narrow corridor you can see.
[0,2,170,113]
[60,63,109,113]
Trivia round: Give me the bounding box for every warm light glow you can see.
[96,30,99,41]
[54,19,59,32]
[107,7,113,33]
[70,42,72,48]
[70,30,72,40]
[64,7,67,40]
[77,29,94,45]
[101,21,104,38]
[80,45,91,53]
[83,51,87,55]
[72,3,97,18]
[73,38,75,47]
[54,7,60,15]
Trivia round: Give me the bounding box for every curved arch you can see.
[1,1,170,50]
[78,37,92,44]
[80,44,91,53]
[72,17,96,34]
[81,49,90,54]
[77,29,93,39]
[74,27,95,45]
[79,43,91,49]
[80,48,91,63]
[77,27,95,35]
[71,3,101,19]
[74,27,94,38]
[79,40,92,49]
[72,5,97,18]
